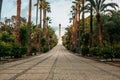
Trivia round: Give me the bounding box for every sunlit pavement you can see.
[0,45,120,80]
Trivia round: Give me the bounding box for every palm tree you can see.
[42,1,51,36]
[70,5,77,48]
[0,0,3,20]
[28,0,32,55]
[85,2,93,47]
[72,0,82,52]
[86,0,118,47]
[15,0,21,43]
[34,0,43,28]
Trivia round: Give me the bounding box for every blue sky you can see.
[1,0,120,36]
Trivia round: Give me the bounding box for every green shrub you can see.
[0,41,12,57]
[113,46,120,58]
[1,32,14,43]
[12,45,21,58]
[21,46,27,55]
[41,37,46,46]
[43,47,49,53]
[89,47,101,57]
[71,47,77,53]
[80,33,89,46]
[81,46,89,56]
[101,46,113,60]
[31,46,38,54]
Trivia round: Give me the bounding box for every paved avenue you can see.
[0,45,120,80]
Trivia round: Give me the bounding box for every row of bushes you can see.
[0,41,27,59]
[81,45,120,61]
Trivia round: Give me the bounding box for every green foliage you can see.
[0,41,12,57]
[21,46,27,55]
[1,31,14,43]
[41,37,46,46]
[31,46,38,54]
[81,46,89,56]
[80,32,89,46]
[71,47,77,53]
[12,44,22,58]
[113,45,120,58]
[20,26,28,46]
[101,46,113,60]
[62,26,72,50]
[48,27,58,49]
[43,47,49,53]
[89,47,101,57]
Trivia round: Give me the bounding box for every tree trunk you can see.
[27,0,32,55]
[89,5,93,47]
[36,0,39,27]
[82,0,85,33]
[76,4,80,53]
[0,0,3,20]
[43,9,46,36]
[40,6,42,28]
[72,17,75,46]
[96,13,103,47]
[15,0,21,44]
[74,4,77,51]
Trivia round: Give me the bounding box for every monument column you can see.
[58,24,61,45]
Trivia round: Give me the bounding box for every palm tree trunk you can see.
[36,0,39,27]
[82,0,85,33]
[0,0,3,20]
[72,17,75,46]
[43,9,46,36]
[76,4,80,53]
[15,0,21,44]
[89,5,93,47]
[40,6,42,28]
[28,0,32,55]
[74,7,77,50]
[96,13,103,47]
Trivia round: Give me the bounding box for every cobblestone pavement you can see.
[0,45,120,80]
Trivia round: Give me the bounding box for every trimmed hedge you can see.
[0,42,27,59]
[89,45,120,60]
[81,46,89,56]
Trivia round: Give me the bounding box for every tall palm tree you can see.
[72,0,82,52]
[85,2,93,47]
[28,0,32,55]
[86,0,118,47]
[15,0,21,44]
[42,1,51,36]
[0,0,2,20]
[70,5,77,48]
